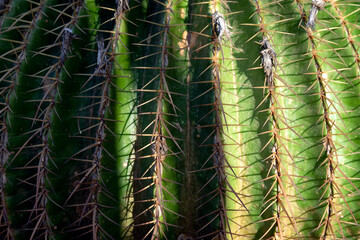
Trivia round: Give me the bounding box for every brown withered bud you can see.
[115,0,130,13]
[151,132,168,160]
[151,133,168,175]
[308,0,326,29]
[60,28,76,67]
[260,36,277,82]
[212,11,232,42]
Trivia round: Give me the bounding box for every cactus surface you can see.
[0,0,360,239]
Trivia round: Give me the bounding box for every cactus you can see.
[0,0,360,239]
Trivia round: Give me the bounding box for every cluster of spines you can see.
[295,1,360,238]
[250,1,306,239]
[11,1,85,239]
[186,2,216,235]
[0,0,126,239]
[206,6,231,238]
[0,125,11,239]
[0,0,360,239]
[0,1,58,238]
[329,1,360,78]
[66,36,112,239]
[0,0,47,154]
[0,0,18,235]
[131,1,186,239]
[188,1,249,238]
[63,1,132,239]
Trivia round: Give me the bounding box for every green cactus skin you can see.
[1,0,360,239]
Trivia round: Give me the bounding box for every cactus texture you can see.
[0,0,360,239]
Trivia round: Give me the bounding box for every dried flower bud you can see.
[308,0,326,29]
[212,11,232,42]
[154,204,162,218]
[60,28,75,67]
[260,37,277,82]
[96,36,111,76]
[115,0,129,16]
[97,37,105,67]
[151,133,168,161]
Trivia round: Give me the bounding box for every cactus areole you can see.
[0,0,360,239]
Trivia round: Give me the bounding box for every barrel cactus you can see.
[0,0,359,239]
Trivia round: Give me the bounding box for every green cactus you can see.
[0,0,360,239]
